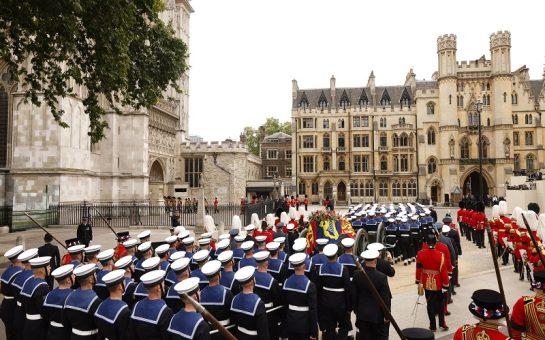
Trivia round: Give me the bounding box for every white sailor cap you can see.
[18,248,38,262]
[174,277,199,295]
[442,225,451,233]
[419,213,426,217]
[361,249,380,260]
[316,238,328,246]
[289,252,307,266]
[182,237,195,245]
[123,239,138,248]
[170,257,191,273]
[368,212,376,217]
[97,249,115,262]
[84,244,101,254]
[142,257,160,271]
[341,238,355,248]
[178,230,190,240]
[292,238,307,252]
[266,242,280,251]
[217,250,233,263]
[201,260,222,277]
[367,243,385,251]
[254,251,270,262]
[241,241,254,251]
[169,251,186,262]
[140,269,165,288]
[137,230,151,239]
[323,244,338,257]
[165,235,178,244]
[245,225,255,232]
[193,249,209,263]
[155,244,170,256]
[286,223,295,231]
[5,245,24,260]
[234,235,246,242]
[411,215,418,221]
[173,226,186,235]
[216,239,230,251]
[218,233,230,240]
[114,255,133,270]
[73,263,97,279]
[29,256,51,268]
[388,218,395,223]
[255,235,267,243]
[401,218,408,223]
[67,245,85,254]
[201,232,212,239]
[234,266,255,284]
[274,237,286,244]
[198,238,211,246]
[138,241,152,253]
[102,269,125,287]
[380,208,387,214]
[51,264,74,280]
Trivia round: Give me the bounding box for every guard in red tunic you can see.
[474,202,487,249]
[415,233,450,332]
[453,289,509,340]
[457,201,467,238]
[511,271,545,339]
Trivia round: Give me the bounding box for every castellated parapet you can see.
[490,30,511,49]
[437,34,457,51]
[181,141,249,153]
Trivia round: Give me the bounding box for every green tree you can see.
[0,0,189,143]
[242,117,292,156]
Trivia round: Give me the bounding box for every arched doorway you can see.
[324,181,333,200]
[337,182,346,201]
[149,160,165,201]
[430,180,441,204]
[463,171,488,200]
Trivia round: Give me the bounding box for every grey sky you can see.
[188,0,545,141]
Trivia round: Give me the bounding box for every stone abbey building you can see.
[291,31,545,205]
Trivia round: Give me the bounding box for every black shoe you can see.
[448,299,453,304]
[445,311,451,315]
[452,291,457,295]
[441,325,449,331]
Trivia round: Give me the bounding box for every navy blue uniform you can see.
[63,289,102,339]
[0,265,23,340]
[267,258,288,287]
[167,310,210,340]
[230,292,269,339]
[282,274,318,339]
[253,271,282,339]
[132,282,148,304]
[190,268,209,290]
[165,280,184,313]
[287,255,314,280]
[200,284,233,339]
[43,287,74,340]
[94,298,130,340]
[122,277,136,309]
[128,298,173,340]
[93,270,110,300]
[12,269,34,340]
[237,257,257,271]
[338,254,357,279]
[20,277,50,340]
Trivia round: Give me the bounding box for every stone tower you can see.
[490,31,512,126]
[437,34,458,127]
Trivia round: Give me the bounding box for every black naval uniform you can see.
[282,273,318,339]
[230,292,270,339]
[122,277,137,309]
[20,277,50,340]
[63,289,102,340]
[165,279,185,313]
[253,270,282,339]
[93,270,110,300]
[200,284,233,340]
[167,309,211,340]
[0,264,23,340]
[316,261,352,340]
[94,298,131,340]
[38,243,60,290]
[128,298,173,340]
[12,269,34,340]
[43,287,74,340]
[266,257,288,287]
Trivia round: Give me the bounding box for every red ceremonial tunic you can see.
[453,322,509,340]
[511,290,545,339]
[422,242,453,274]
[415,247,450,291]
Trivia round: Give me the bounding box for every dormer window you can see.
[400,88,411,109]
[339,90,350,110]
[300,92,309,110]
[318,91,328,111]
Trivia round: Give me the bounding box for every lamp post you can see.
[476,100,484,203]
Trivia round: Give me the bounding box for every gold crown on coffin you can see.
[476,330,491,340]
[536,300,545,313]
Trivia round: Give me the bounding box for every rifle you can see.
[353,255,406,340]
[521,213,545,272]
[485,223,513,338]
[92,207,119,239]
[181,292,237,340]
[24,213,67,250]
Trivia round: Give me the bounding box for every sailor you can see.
[177,230,191,251]
[182,236,196,264]
[282,253,318,340]
[198,236,215,259]
[230,266,270,339]
[217,251,238,294]
[316,244,351,340]
[409,215,421,259]
[399,218,413,265]
[94,249,115,300]
[113,255,137,309]
[272,223,287,243]
[214,239,230,258]
[254,235,268,253]
[265,241,288,286]
[0,245,24,340]
[232,235,246,266]
[244,225,257,243]
[137,230,151,246]
[155,244,171,271]
[133,241,153,282]
[228,228,240,251]
[367,243,395,278]
[168,277,211,340]
[274,237,288,263]
[94,270,131,340]
[66,245,85,267]
[238,241,257,270]
[310,238,329,270]
[165,251,186,288]
[384,218,400,263]
[128,270,173,339]
[12,248,39,340]
[165,257,191,312]
[63,263,102,339]
[20,256,51,340]
[453,289,509,340]
[133,257,161,303]
[511,270,545,339]
[122,238,139,266]
[287,238,314,279]
[253,251,282,339]
[83,245,101,267]
[200,260,234,339]
[42,264,74,340]
[191,249,212,290]
[164,235,178,256]
[338,238,357,279]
